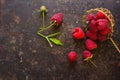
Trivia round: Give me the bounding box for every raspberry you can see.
[97,19,108,30]
[68,51,77,62]
[98,34,107,42]
[98,22,106,30]
[82,50,93,61]
[86,30,97,40]
[97,19,108,22]
[86,13,96,21]
[89,20,98,32]
[105,16,109,22]
[96,12,106,19]
[73,27,85,39]
[73,27,81,33]
[100,26,111,35]
[85,39,97,50]
[51,13,64,26]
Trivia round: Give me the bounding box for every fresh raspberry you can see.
[100,26,111,35]
[89,20,98,32]
[97,22,106,30]
[51,13,64,26]
[96,12,106,19]
[68,51,77,62]
[82,50,93,61]
[73,27,81,33]
[97,19,108,30]
[85,39,97,50]
[86,13,96,21]
[98,34,107,42]
[97,19,108,24]
[73,27,85,39]
[86,30,97,40]
[105,16,109,22]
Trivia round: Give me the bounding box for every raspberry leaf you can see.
[49,38,63,46]
[47,32,61,38]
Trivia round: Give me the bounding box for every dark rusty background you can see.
[0,0,120,80]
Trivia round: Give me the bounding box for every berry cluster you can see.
[68,11,112,67]
[86,12,111,42]
[84,12,111,62]
[68,27,94,64]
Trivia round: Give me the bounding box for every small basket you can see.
[82,8,120,53]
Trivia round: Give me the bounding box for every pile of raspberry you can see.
[86,11,111,42]
[85,12,111,60]
[68,12,111,63]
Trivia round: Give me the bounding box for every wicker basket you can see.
[82,8,120,53]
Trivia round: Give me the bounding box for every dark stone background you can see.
[0,0,120,80]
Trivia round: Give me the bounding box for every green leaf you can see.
[49,38,63,46]
[47,32,61,38]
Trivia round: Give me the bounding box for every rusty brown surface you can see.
[0,0,120,80]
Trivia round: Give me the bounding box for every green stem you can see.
[44,21,56,30]
[37,32,53,47]
[37,31,46,38]
[37,19,56,47]
[39,21,56,32]
[42,12,45,28]
[89,60,97,68]
[39,12,45,30]
[46,37,53,47]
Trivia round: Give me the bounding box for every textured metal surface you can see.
[0,0,120,80]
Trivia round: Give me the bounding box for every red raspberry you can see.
[105,16,109,22]
[97,19,108,23]
[100,26,111,35]
[86,30,97,40]
[89,20,98,32]
[98,34,107,42]
[86,13,96,21]
[73,27,85,39]
[85,39,97,50]
[98,22,106,30]
[96,12,106,19]
[97,19,108,30]
[51,13,64,26]
[68,51,77,62]
[82,50,93,61]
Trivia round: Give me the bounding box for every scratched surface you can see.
[0,0,120,80]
